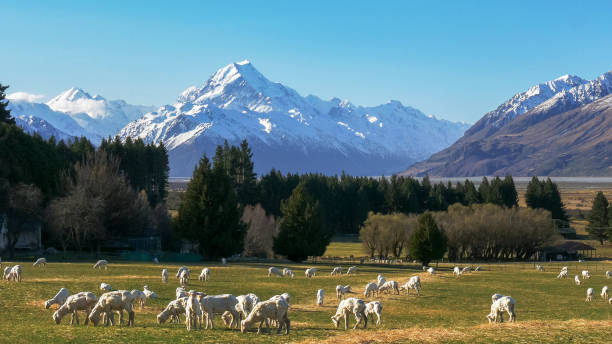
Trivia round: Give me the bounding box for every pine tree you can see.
[408,212,447,266]
[0,84,15,125]
[543,178,567,222]
[463,179,481,205]
[587,192,610,245]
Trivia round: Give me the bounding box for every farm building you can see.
[538,241,596,261]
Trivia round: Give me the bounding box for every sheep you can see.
[33,257,47,267]
[221,257,227,265]
[331,267,343,276]
[422,266,428,271]
[100,283,111,291]
[461,266,472,274]
[143,285,157,299]
[582,270,591,279]
[453,266,462,277]
[574,275,581,286]
[491,293,504,304]
[93,260,108,270]
[317,289,324,306]
[131,289,147,309]
[536,265,545,271]
[305,267,317,278]
[336,285,354,300]
[8,265,22,282]
[331,297,367,330]
[586,288,594,302]
[176,266,190,279]
[52,292,98,325]
[557,270,568,279]
[378,280,400,295]
[240,297,290,335]
[153,257,159,264]
[179,269,189,287]
[2,266,11,280]
[487,296,516,323]
[268,266,284,277]
[176,286,187,299]
[475,266,482,271]
[200,294,240,329]
[45,288,70,309]
[162,269,168,283]
[199,267,210,281]
[282,268,295,278]
[89,290,135,326]
[427,267,435,275]
[272,292,291,306]
[401,276,421,296]
[233,293,260,321]
[346,266,358,275]
[364,301,383,325]
[364,282,379,298]
[185,290,201,331]
[601,286,609,300]
[157,297,187,324]
[609,297,612,305]
[377,274,386,288]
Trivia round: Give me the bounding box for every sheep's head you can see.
[45,300,52,309]
[331,315,340,328]
[52,310,62,324]
[157,311,168,324]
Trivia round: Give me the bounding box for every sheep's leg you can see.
[128,311,134,327]
[284,316,290,335]
[231,311,239,329]
[377,312,382,325]
[256,320,264,334]
[343,310,350,330]
[353,312,362,329]
[209,312,215,329]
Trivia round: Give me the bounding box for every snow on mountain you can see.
[14,115,75,142]
[119,60,470,177]
[532,71,612,113]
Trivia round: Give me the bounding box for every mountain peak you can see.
[54,87,94,102]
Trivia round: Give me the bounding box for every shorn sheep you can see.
[427,267,435,275]
[453,266,462,277]
[305,267,317,278]
[346,266,358,275]
[331,297,367,330]
[364,301,383,325]
[199,267,210,281]
[176,287,187,299]
[461,266,472,274]
[200,294,240,329]
[282,268,295,278]
[586,288,594,302]
[487,296,516,323]
[377,274,386,288]
[268,267,284,278]
[491,293,504,304]
[601,286,609,300]
[557,270,568,279]
[52,292,98,325]
[176,266,190,280]
[401,276,421,296]
[574,275,581,286]
[336,285,354,300]
[45,288,70,309]
[378,280,400,295]
[130,289,147,309]
[143,285,157,299]
[93,260,108,270]
[536,265,545,271]
[240,296,290,335]
[88,290,135,326]
[157,297,187,324]
[161,269,168,283]
[2,266,11,280]
[582,270,591,279]
[606,271,611,279]
[179,269,189,287]
[185,290,201,331]
[233,293,260,321]
[100,283,111,291]
[364,282,379,298]
[331,267,343,276]
[317,289,324,306]
[33,257,47,267]
[7,265,22,282]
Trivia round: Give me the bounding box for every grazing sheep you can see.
[364,282,379,298]
[377,274,386,288]
[453,266,462,277]
[461,266,471,274]
[282,268,295,278]
[401,276,421,296]
[100,283,111,291]
[557,270,568,279]
[317,289,324,306]
[336,285,354,300]
[199,267,210,281]
[8,265,22,282]
[601,286,609,300]
[33,257,47,267]
[574,275,581,286]
[364,301,383,325]
[52,292,98,325]
[422,266,428,271]
[586,288,594,302]
[240,297,290,335]
[185,290,201,331]
[582,270,591,279]
[475,266,482,271]
[45,288,70,309]
[536,265,545,271]
[176,287,187,299]
[331,267,343,276]
[305,267,317,278]
[268,267,284,277]
[89,290,135,326]
[143,285,157,299]
[609,297,612,305]
[162,269,168,283]
[157,297,187,324]
[346,266,357,275]
[487,296,516,323]
[491,293,504,304]
[93,260,108,270]
[605,271,611,279]
[200,294,239,329]
[3,266,11,280]
[131,289,147,309]
[179,269,189,287]
[176,266,190,279]
[427,267,435,275]
[378,280,399,295]
[331,297,367,330]
[234,293,260,320]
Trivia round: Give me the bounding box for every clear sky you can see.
[2,0,611,123]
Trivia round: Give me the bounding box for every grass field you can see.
[1,260,611,343]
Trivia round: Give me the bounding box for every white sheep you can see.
[89,290,135,326]
[582,270,591,279]
[422,266,428,271]
[574,275,581,286]
[200,294,240,329]
[232,293,260,321]
[161,268,168,283]
[377,274,386,288]
[153,257,159,264]
[401,276,421,296]
[157,297,187,324]
[474,266,482,271]
[305,267,317,278]
[45,288,70,309]
[601,286,609,300]
[491,293,504,304]
[240,297,290,334]
[536,265,545,271]
[487,296,515,323]
[176,266,190,279]
[52,292,98,325]
[100,283,111,291]
[33,257,47,267]
[140,285,156,299]
[317,289,324,306]
[199,267,210,281]
[586,288,594,302]
[378,280,400,295]
[282,268,295,278]
[336,285,354,300]
[331,267,343,276]
[461,266,471,274]
[185,290,201,331]
[605,271,611,279]
[8,265,22,282]
[557,270,568,279]
[453,266,462,277]
[268,266,284,277]
[609,297,612,305]
[176,286,187,299]
[93,260,108,269]
[346,266,357,275]
[427,267,435,275]
[131,289,147,309]
[331,297,367,330]
[364,301,383,325]
[221,258,227,265]
[2,266,11,280]
[179,269,189,287]
[364,282,379,298]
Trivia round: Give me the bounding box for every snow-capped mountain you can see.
[119,60,470,176]
[14,115,74,142]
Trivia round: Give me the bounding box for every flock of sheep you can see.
[3,257,612,335]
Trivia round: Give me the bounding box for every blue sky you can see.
[2,0,611,123]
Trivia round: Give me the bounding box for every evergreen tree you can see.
[463,179,481,205]
[273,180,333,261]
[542,178,567,222]
[0,84,15,125]
[500,176,518,208]
[408,212,447,266]
[587,192,610,245]
[525,176,545,209]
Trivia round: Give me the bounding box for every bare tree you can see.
[242,203,277,258]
